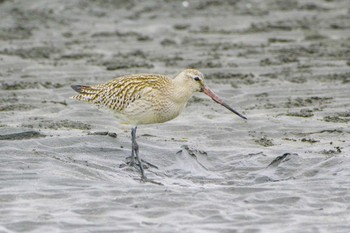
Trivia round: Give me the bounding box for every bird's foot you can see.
[140,159,158,169]
[120,158,162,185]
[124,156,158,169]
[139,176,163,186]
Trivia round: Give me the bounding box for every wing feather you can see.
[71,74,171,112]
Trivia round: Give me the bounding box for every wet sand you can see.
[0,0,349,232]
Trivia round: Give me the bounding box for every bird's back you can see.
[71,74,178,124]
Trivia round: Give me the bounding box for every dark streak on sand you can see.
[0,131,45,140]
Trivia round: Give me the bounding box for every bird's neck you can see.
[171,77,194,104]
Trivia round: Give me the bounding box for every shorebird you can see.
[71,69,246,180]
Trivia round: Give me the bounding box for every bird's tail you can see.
[70,85,101,102]
[71,85,89,93]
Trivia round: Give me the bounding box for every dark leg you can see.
[131,126,145,179]
[129,134,135,166]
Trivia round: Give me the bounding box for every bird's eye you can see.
[194,76,201,81]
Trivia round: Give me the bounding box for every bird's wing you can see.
[71,74,171,112]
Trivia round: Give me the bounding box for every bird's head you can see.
[176,69,247,120]
[176,69,205,93]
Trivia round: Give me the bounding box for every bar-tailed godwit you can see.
[71,69,246,179]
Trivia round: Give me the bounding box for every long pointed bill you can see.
[202,86,247,120]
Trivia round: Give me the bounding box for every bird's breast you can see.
[122,93,187,125]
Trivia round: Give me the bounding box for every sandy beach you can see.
[0,0,349,232]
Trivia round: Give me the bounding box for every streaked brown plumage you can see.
[71,69,246,180]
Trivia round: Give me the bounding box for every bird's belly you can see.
[122,100,186,125]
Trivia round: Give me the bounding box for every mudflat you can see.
[0,0,349,232]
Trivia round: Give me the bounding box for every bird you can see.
[71,69,246,180]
